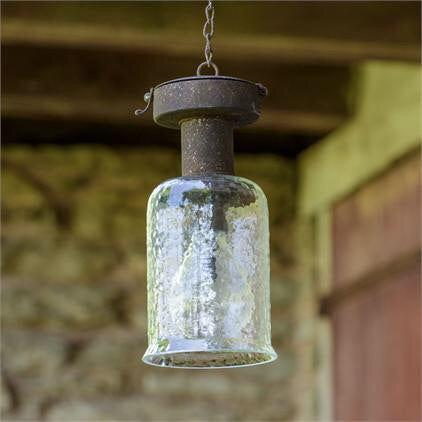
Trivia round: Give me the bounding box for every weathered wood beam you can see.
[1,43,352,136]
[1,116,319,157]
[2,1,420,63]
[2,94,345,138]
[2,19,419,65]
[320,248,421,315]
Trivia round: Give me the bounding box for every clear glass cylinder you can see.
[143,175,277,368]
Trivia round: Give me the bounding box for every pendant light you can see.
[136,0,277,368]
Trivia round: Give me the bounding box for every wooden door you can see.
[330,152,420,420]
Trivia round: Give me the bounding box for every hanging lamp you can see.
[136,1,277,368]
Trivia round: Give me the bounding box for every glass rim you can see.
[142,348,278,369]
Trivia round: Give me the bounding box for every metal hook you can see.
[134,88,154,116]
[196,61,219,76]
[256,83,268,97]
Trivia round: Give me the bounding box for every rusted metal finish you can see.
[181,118,234,176]
[153,76,267,129]
[150,75,267,177]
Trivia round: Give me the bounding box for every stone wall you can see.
[1,145,311,421]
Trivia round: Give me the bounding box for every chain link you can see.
[203,0,214,65]
[197,0,219,76]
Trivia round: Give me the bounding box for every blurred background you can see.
[1,1,421,421]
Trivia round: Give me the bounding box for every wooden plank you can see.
[314,209,334,421]
[330,150,421,420]
[1,43,351,137]
[333,262,421,420]
[332,153,420,289]
[2,20,420,65]
[320,248,420,315]
[2,1,420,63]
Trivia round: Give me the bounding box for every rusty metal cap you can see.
[152,76,268,129]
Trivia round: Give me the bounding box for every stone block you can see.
[58,328,145,398]
[2,282,121,330]
[45,396,236,421]
[1,145,302,421]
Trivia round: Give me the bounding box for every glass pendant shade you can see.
[138,75,276,368]
[143,175,277,368]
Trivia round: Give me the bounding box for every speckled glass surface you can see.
[143,175,277,368]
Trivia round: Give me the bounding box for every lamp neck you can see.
[181,117,234,177]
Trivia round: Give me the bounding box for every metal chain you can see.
[197,0,219,76]
[137,0,219,116]
[203,0,214,66]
